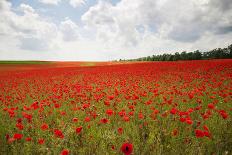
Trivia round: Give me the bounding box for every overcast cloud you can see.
[0,0,231,61]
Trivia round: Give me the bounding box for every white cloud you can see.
[39,0,61,5]
[0,0,232,61]
[19,3,35,13]
[60,18,79,41]
[69,0,85,8]
[81,0,232,58]
[0,1,59,52]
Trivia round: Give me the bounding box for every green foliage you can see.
[0,61,52,65]
[120,44,232,61]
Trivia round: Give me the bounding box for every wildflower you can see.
[121,142,133,155]
[54,129,64,138]
[138,112,144,119]
[100,118,109,124]
[186,119,193,125]
[16,123,24,130]
[13,133,23,140]
[72,118,78,122]
[106,109,114,116]
[195,129,204,138]
[60,149,69,155]
[170,108,178,115]
[26,137,32,141]
[123,116,130,122]
[84,117,91,122]
[208,103,215,109]
[38,138,45,144]
[41,123,49,130]
[118,127,123,134]
[76,126,83,134]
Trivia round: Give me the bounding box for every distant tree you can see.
[118,44,232,61]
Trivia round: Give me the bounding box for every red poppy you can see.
[179,117,186,122]
[123,116,130,122]
[76,126,83,134]
[138,112,144,119]
[72,118,78,122]
[118,127,123,134]
[38,138,45,144]
[219,111,228,119]
[100,118,109,124]
[54,129,64,138]
[121,142,133,155]
[195,129,204,138]
[5,134,10,140]
[203,125,209,131]
[13,133,23,140]
[106,109,114,116]
[41,123,49,130]
[208,103,215,109]
[170,108,178,115]
[60,149,69,155]
[108,95,114,100]
[186,119,193,125]
[26,137,32,141]
[16,123,24,130]
[204,131,211,138]
[84,117,91,122]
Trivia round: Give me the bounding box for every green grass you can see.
[80,62,96,67]
[0,61,52,65]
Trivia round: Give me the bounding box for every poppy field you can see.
[0,60,232,155]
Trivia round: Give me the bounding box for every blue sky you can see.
[0,0,232,61]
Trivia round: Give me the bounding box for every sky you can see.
[0,0,232,61]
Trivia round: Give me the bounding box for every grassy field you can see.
[0,61,53,65]
[0,60,232,155]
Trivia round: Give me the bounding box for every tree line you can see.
[119,44,232,61]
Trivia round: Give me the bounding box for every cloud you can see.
[39,0,61,5]
[0,0,232,61]
[82,0,232,45]
[0,1,59,52]
[60,18,79,41]
[69,0,85,8]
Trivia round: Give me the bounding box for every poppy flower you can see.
[38,138,45,144]
[72,118,78,122]
[195,129,204,138]
[170,108,178,115]
[76,126,83,134]
[204,131,211,138]
[13,133,23,140]
[138,113,144,119]
[106,109,114,116]
[41,123,49,130]
[26,137,32,141]
[208,104,215,109]
[179,117,186,123]
[123,116,130,122]
[121,142,133,155]
[60,149,69,155]
[100,118,109,124]
[219,111,228,119]
[118,127,123,134]
[54,129,64,138]
[108,95,114,100]
[84,117,91,122]
[186,119,193,125]
[16,123,24,130]
[5,134,10,140]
